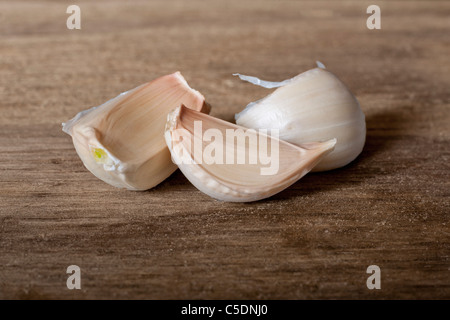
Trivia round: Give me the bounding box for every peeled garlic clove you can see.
[235,64,366,171]
[63,72,210,190]
[165,105,336,202]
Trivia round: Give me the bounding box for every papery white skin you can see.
[235,64,366,171]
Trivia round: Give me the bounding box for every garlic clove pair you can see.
[165,105,336,202]
[235,63,366,171]
[62,72,210,190]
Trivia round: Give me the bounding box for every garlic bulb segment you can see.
[235,66,366,171]
[62,72,210,190]
[165,105,336,202]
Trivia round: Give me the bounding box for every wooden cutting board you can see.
[0,0,448,299]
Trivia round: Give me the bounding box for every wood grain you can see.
[0,0,449,299]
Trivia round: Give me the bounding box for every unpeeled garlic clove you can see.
[234,63,366,171]
[165,105,336,202]
[63,72,210,190]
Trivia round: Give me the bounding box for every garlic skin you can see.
[235,66,366,171]
[63,72,210,190]
[165,105,336,202]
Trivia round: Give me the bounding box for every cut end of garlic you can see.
[165,105,336,202]
[91,147,108,164]
[63,72,210,190]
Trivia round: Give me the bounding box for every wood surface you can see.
[0,0,448,299]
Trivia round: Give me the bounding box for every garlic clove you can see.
[165,105,336,202]
[63,72,210,190]
[234,65,366,171]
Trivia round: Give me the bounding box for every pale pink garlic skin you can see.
[63,72,210,190]
[165,106,336,202]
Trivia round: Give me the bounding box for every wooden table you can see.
[0,0,448,299]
